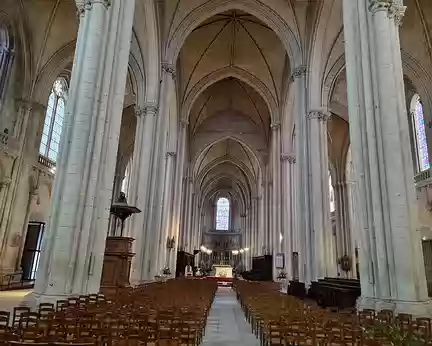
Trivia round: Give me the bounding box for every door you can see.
[21,222,45,280]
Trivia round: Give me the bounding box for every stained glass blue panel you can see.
[414,96,430,172]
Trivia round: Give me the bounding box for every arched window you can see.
[215,197,230,231]
[329,171,335,213]
[411,94,430,172]
[0,22,14,106]
[121,160,132,197]
[39,78,67,163]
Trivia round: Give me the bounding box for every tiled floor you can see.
[202,287,259,346]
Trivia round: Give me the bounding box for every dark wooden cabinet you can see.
[100,237,135,295]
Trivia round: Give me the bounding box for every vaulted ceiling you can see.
[177,10,287,210]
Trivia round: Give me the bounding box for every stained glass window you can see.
[411,94,430,172]
[39,78,67,163]
[329,171,335,213]
[215,197,230,231]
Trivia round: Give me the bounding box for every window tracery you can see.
[215,197,230,231]
[39,78,68,163]
[411,94,430,172]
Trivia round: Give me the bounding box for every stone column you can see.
[157,151,176,272]
[28,0,135,303]
[185,186,194,253]
[308,110,337,279]
[334,180,356,278]
[293,65,312,284]
[129,103,158,284]
[169,121,187,273]
[251,196,259,257]
[343,0,431,314]
[145,63,177,279]
[271,124,282,279]
[258,176,265,255]
[281,154,293,278]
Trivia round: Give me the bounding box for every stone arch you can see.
[192,135,262,179]
[165,0,302,72]
[181,66,278,123]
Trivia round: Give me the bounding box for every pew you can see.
[309,277,360,309]
[287,280,306,299]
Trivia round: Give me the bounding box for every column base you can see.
[357,296,432,317]
[22,291,70,309]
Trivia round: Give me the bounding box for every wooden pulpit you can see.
[100,236,135,295]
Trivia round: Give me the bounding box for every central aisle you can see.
[202,287,260,346]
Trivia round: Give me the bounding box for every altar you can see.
[212,264,233,278]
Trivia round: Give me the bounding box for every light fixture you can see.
[280,233,283,242]
[200,245,206,252]
[206,249,212,254]
[244,247,249,252]
[423,236,427,241]
[239,249,244,254]
[232,250,239,255]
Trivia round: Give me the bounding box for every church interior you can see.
[0,0,432,344]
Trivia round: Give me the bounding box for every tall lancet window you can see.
[0,22,13,107]
[411,93,430,172]
[39,78,67,163]
[215,197,230,231]
[329,171,335,213]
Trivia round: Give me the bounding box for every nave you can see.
[2,278,432,345]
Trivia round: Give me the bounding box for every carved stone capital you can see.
[307,110,331,122]
[0,177,12,189]
[368,0,391,14]
[162,62,176,79]
[288,155,296,164]
[292,65,307,79]
[16,99,46,113]
[142,103,159,116]
[389,2,406,26]
[167,151,176,157]
[76,0,110,16]
[271,123,281,131]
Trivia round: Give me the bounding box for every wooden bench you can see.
[288,280,306,299]
[309,277,360,309]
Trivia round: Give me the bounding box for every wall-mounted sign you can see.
[276,253,285,269]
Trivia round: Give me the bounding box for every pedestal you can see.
[100,237,135,295]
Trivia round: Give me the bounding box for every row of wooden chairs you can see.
[0,278,217,346]
[234,279,432,345]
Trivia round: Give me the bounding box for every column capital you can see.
[136,102,158,116]
[76,0,110,16]
[0,177,12,189]
[16,99,45,113]
[368,0,391,14]
[368,0,406,26]
[281,153,295,162]
[166,151,176,157]
[307,110,331,122]
[240,213,247,218]
[292,65,307,79]
[271,122,281,131]
[389,2,406,26]
[162,62,176,79]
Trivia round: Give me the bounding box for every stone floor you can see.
[0,289,30,313]
[202,287,259,346]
